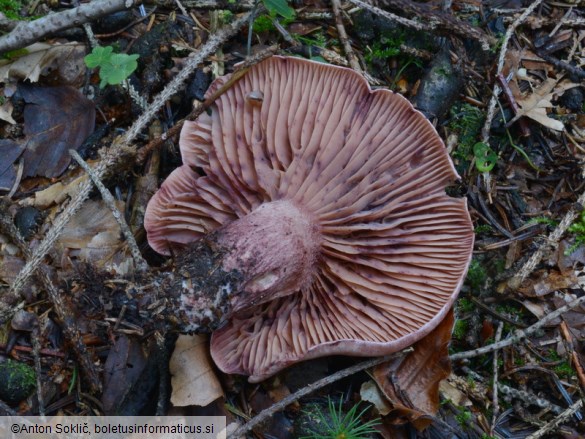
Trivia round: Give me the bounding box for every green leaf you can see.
[473,142,497,173]
[262,0,295,20]
[84,46,113,69]
[98,53,139,87]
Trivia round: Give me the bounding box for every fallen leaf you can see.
[19,84,95,178]
[515,78,579,131]
[0,140,24,191]
[22,175,86,208]
[0,42,86,84]
[55,200,125,268]
[101,335,152,415]
[169,334,223,407]
[438,379,472,407]
[517,269,578,297]
[0,99,16,124]
[373,310,454,431]
[360,380,392,416]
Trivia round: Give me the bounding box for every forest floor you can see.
[0,0,585,438]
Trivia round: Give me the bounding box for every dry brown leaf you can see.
[515,77,579,131]
[0,42,86,84]
[360,380,392,416]
[55,199,125,268]
[373,309,454,431]
[517,269,578,297]
[0,99,16,124]
[169,334,223,407]
[19,84,95,178]
[22,175,86,208]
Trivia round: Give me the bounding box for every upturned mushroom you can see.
[145,56,474,382]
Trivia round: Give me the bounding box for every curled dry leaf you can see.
[0,42,87,84]
[169,334,223,407]
[373,309,454,431]
[515,77,580,131]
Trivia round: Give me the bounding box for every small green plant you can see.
[84,46,139,88]
[300,398,381,439]
[565,209,585,255]
[455,407,473,428]
[473,142,497,172]
[262,0,295,20]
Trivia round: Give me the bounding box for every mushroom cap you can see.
[145,56,474,382]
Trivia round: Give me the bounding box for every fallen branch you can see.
[0,0,142,54]
[349,0,494,51]
[525,399,584,439]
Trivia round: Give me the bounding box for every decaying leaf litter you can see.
[0,0,584,437]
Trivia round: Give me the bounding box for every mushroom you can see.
[145,56,474,382]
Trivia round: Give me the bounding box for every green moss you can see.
[554,362,574,378]
[453,319,469,339]
[0,0,21,20]
[565,209,585,255]
[474,224,493,234]
[0,359,36,405]
[466,259,487,291]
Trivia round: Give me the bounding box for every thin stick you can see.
[331,0,361,72]
[231,353,408,438]
[8,11,252,300]
[450,293,585,361]
[0,0,142,54]
[70,150,149,273]
[31,325,45,416]
[490,322,503,433]
[525,399,584,439]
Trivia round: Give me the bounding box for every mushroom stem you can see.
[163,199,321,333]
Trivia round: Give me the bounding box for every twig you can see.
[347,0,431,33]
[559,321,585,390]
[8,11,252,300]
[0,0,142,54]
[331,0,361,72]
[481,0,546,143]
[450,293,585,361]
[231,353,408,438]
[498,383,564,414]
[491,322,503,433]
[349,0,493,50]
[31,325,45,416]
[70,150,149,273]
[525,399,584,439]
